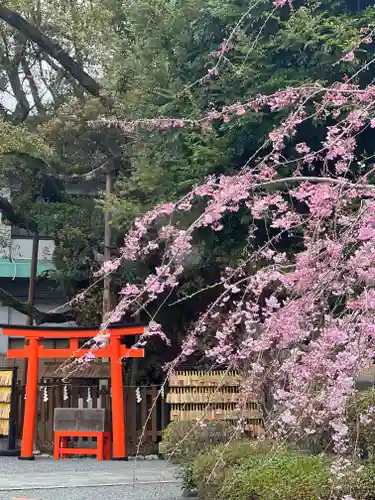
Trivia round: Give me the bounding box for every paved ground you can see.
[0,457,182,500]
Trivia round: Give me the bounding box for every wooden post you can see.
[22,232,39,389]
[26,232,39,326]
[19,337,39,459]
[103,170,112,319]
[110,334,126,459]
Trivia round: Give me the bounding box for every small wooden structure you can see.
[2,324,145,460]
[0,368,17,454]
[167,371,263,436]
[53,408,110,460]
[14,383,168,456]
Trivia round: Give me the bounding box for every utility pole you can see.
[22,231,39,388]
[102,168,112,321]
[26,231,39,326]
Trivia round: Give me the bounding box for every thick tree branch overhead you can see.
[0,286,75,325]
[0,6,103,98]
[0,196,37,232]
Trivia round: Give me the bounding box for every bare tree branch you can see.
[21,54,45,116]
[0,37,30,122]
[0,195,37,232]
[0,6,104,99]
[0,286,74,324]
[37,52,85,101]
[2,151,119,182]
[6,57,30,122]
[254,176,375,191]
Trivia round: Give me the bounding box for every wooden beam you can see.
[7,346,144,359]
[1,326,144,338]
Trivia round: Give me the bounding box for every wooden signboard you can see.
[0,367,17,453]
[167,371,264,437]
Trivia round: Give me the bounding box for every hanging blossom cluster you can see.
[341,27,374,62]
[273,0,293,7]
[96,70,375,468]
[93,81,375,139]
[83,5,375,481]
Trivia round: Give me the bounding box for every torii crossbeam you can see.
[1,324,145,460]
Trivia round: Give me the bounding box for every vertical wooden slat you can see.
[15,384,24,441]
[71,385,79,408]
[161,385,167,431]
[92,386,98,409]
[20,384,26,441]
[124,387,130,449]
[126,386,136,453]
[47,384,54,444]
[14,385,19,440]
[80,386,88,443]
[106,387,111,422]
[39,385,46,447]
[140,387,147,445]
[99,387,107,412]
[57,384,63,408]
[82,386,88,409]
[151,386,157,442]
[53,384,61,447]
[71,384,79,447]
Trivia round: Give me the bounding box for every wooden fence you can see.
[167,371,264,437]
[14,384,168,456]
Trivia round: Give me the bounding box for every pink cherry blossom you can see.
[273,0,292,7]
[295,142,310,154]
[86,13,375,471]
[342,51,355,61]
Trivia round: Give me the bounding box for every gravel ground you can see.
[2,483,182,500]
[0,457,182,500]
[0,457,177,476]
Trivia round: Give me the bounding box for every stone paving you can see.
[0,457,182,500]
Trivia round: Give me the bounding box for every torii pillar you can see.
[1,324,144,460]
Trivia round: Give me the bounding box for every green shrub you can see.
[190,440,335,500]
[289,429,333,456]
[192,440,278,500]
[188,432,375,500]
[348,462,375,499]
[347,388,375,461]
[220,451,332,500]
[161,420,237,464]
[180,462,196,492]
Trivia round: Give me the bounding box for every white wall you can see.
[65,178,103,196]
[0,301,76,354]
[8,302,74,326]
[0,305,9,352]
[10,238,54,261]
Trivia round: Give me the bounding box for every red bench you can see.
[53,431,111,460]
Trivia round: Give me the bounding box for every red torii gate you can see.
[1,324,145,460]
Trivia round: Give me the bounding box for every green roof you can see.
[0,259,54,279]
